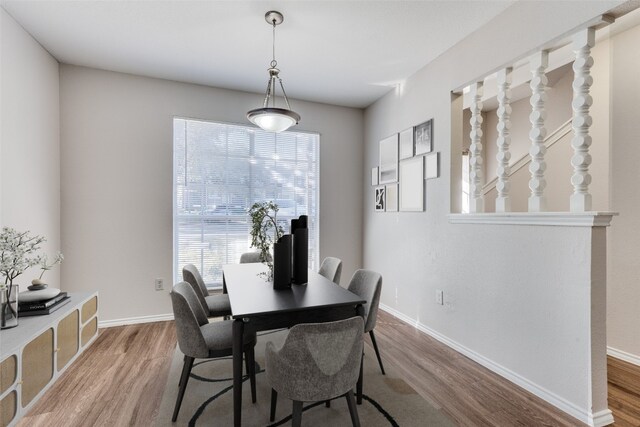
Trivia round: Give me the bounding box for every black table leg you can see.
[233,319,244,427]
[356,304,364,404]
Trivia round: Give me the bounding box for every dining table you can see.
[223,262,366,427]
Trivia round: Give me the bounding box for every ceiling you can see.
[1,0,515,108]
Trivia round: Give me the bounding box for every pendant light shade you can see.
[247,11,300,133]
[247,107,300,133]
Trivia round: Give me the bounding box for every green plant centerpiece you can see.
[248,201,284,280]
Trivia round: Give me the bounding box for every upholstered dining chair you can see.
[170,281,257,422]
[182,264,231,318]
[265,317,364,427]
[318,256,343,286]
[240,251,271,264]
[347,269,385,375]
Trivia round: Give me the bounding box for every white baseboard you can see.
[379,303,600,426]
[607,346,640,367]
[98,313,174,328]
[590,409,614,427]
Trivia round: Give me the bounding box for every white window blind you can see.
[173,118,319,287]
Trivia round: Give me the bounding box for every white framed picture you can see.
[424,152,439,179]
[379,134,399,184]
[399,156,424,211]
[374,186,386,212]
[386,184,398,212]
[371,167,379,186]
[399,128,414,160]
[414,119,433,155]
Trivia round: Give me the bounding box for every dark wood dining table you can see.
[223,263,366,427]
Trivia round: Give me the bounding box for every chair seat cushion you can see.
[201,321,257,356]
[205,294,232,317]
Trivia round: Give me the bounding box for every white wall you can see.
[363,1,623,424]
[608,22,640,362]
[1,9,60,287]
[59,65,363,322]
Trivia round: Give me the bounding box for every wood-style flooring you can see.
[19,311,640,426]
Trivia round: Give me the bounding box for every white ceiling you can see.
[1,0,515,108]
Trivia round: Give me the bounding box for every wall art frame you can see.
[399,156,424,211]
[414,119,433,155]
[399,128,414,160]
[374,186,386,212]
[379,134,399,184]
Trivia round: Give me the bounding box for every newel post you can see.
[469,82,484,213]
[570,28,595,212]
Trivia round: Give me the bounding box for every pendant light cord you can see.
[271,19,277,68]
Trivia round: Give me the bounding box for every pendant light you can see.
[247,11,300,133]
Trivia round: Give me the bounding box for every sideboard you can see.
[0,292,99,427]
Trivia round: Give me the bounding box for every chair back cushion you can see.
[182,264,209,313]
[265,317,364,402]
[170,282,208,358]
[318,257,343,285]
[347,270,382,333]
[239,251,271,263]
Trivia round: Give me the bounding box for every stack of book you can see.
[19,292,70,317]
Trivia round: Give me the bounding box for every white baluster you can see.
[469,82,484,213]
[495,68,512,213]
[528,51,549,212]
[570,28,595,212]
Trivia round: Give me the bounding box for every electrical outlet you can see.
[155,278,164,291]
[436,290,444,305]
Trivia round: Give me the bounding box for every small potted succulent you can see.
[248,201,284,280]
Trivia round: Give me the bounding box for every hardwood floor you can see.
[19,311,640,426]
[18,321,176,427]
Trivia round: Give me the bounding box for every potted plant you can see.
[0,227,63,328]
[0,227,44,328]
[248,201,284,280]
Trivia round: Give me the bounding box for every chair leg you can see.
[246,347,257,403]
[369,330,385,375]
[270,389,278,422]
[172,356,194,422]
[292,400,303,427]
[357,351,363,405]
[178,355,188,387]
[345,391,361,427]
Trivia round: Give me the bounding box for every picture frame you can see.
[424,152,439,179]
[386,184,398,212]
[399,156,424,211]
[379,134,399,184]
[399,128,414,160]
[374,186,386,212]
[371,167,379,186]
[414,119,433,155]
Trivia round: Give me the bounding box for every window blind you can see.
[173,118,319,287]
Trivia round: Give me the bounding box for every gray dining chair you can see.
[240,251,272,263]
[347,269,385,375]
[182,264,231,318]
[170,281,257,422]
[318,256,343,286]
[265,317,364,427]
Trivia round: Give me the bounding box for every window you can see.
[173,118,319,287]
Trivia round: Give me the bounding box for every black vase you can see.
[273,234,292,290]
[291,215,308,284]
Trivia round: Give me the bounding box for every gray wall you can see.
[1,9,61,287]
[60,65,363,322]
[363,0,623,422]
